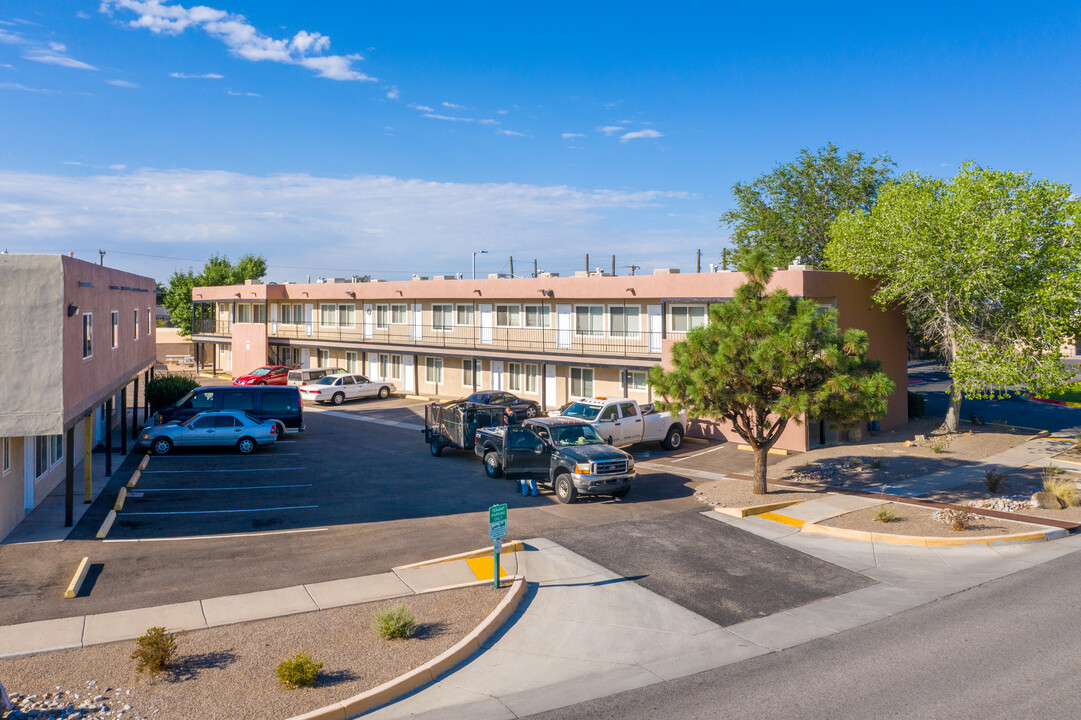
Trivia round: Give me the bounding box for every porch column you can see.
[64,426,75,527]
[120,386,128,455]
[105,397,113,477]
[84,414,93,502]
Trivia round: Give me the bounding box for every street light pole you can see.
[472,249,488,280]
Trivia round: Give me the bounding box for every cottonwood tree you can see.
[721,142,895,269]
[827,162,1081,432]
[648,252,894,494]
[162,253,267,337]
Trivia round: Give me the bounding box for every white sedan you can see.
[299,374,396,405]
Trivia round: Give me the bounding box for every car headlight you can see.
[141,433,149,439]
[627,458,635,470]
[574,463,591,474]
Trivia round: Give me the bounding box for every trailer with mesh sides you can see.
[423,400,508,457]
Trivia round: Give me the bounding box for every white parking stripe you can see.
[124,505,317,516]
[670,444,727,463]
[136,484,312,492]
[141,467,306,474]
[320,410,424,431]
[104,528,329,542]
[150,452,301,457]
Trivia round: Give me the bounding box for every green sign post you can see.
[489,503,508,588]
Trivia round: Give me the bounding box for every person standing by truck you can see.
[519,476,538,496]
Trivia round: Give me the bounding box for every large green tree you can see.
[828,162,1081,432]
[721,142,895,269]
[648,252,894,494]
[162,253,267,337]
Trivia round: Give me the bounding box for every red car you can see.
[233,366,290,386]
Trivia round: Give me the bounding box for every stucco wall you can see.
[230,322,268,376]
[0,436,24,541]
[155,327,194,363]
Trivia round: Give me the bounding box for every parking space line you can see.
[141,467,306,474]
[104,528,329,542]
[321,410,424,431]
[124,505,318,516]
[148,452,301,457]
[136,484,313,492]
[670,444,727,463]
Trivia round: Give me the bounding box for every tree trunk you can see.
[944,385,962,433]
[753,445,768,494]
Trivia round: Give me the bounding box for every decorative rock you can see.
[1032,491,1063,509]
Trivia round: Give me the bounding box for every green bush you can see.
[146,374,199,413]
[375,603,417,640]
[983,468,1008,494]
[131,626,178,675]
[276,652,323,688]
[872,505,896,523]
[1042,468,1078,507]
[907,391,925,419]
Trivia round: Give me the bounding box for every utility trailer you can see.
[423,400,509,457]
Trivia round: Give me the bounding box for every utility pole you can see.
[533,259,538,278]
[626,264,640,276]
[98,250,105,266]
[696,249,702,273]
[510,256,514,278]
[585,254,590,274]
[611,255,616,276]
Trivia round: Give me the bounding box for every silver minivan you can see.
[287,366,344,387]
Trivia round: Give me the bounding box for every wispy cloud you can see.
[408,103,433,112]
[619,129,663,143]
[562,132,585,139]
[0,63,14,69]
[107,79,139,88]
[385,87,399,100]
[101,1,375,81]
[422,113,474,122]
[0,29,97,69]
[497,129,526,137]
[0,81,61,94]
[108,164,127,170]
[442,101,468,110]
[170,71,223,79]
[597,126,622,136]
[227,90,261,97]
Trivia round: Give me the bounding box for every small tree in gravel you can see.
[131,626,178,674]
[276,653,323,688]
[375,603,417,640]
[648,251,894,494]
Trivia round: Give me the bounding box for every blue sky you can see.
[1,1,1079,281]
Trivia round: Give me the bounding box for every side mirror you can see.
[607,436,613,445]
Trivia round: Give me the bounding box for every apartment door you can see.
[269,303,278,334]
[403,355,415,392]
[544,365,557,409]
[363,304,373,339]
[300,348,310,369]
[304,304,314,337]
[647,305,661,354]
[479,304,493,344]
[556,305,572,349]
[411,304,423,341]
[491,361,504,390]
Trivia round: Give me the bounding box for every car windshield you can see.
[560,402,600,421]
[249,368,271,376]
[550,425,604,446]
[314,376,337,385]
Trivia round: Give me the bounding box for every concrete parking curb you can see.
[800,520,1069,546]
[285,574,526,720]
[64,557,90,599]
[113,487,127,512]
[126,469,141,488]
[395,540,524,570]
[95,510,116,539]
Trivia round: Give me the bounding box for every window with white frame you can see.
[456,304,474,326]
[346,351,359,373]
[574,305,604,337]
[525,364,539,393]
[34,435,62,478]
[147,307,153,336]
[610,305,641,338]
[317,349,330,366]
[507,362,522,391]
[425,356,443,384]
[524,305,550,329]
[671,305,706,332]
[391,304,408,324]
[235,303,250,324]
[463,359,474,387]
[338,303,355,328]
[82,313,93,359]
[253,304,266,324]
[133,308,140,340]
[432,304,454,332]
[627,370,648,391]
[570,367,594,397]
[319,304,337,327]
[496,304,521,327]
[378,353,402,380]
[376,304,389,329]
[111,310,119,349]
[2,436,9,475]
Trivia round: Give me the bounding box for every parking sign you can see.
[489,503,507,540]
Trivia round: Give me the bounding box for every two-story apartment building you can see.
[0,254,157,540]
[191,267,907,451]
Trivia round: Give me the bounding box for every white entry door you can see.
[491,360,503,390]
[304,303,314,337]
[403,355,415,392]
[556,305,572,349]
[647,305,662,354]
[269,303,278,335]
[363,304,373,339]
[544,365,557,409]
[479,304,493,344]
[411,304,423,341]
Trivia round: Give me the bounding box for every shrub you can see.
[872,505,896,523]
[375,603,417,640]
[276,652,323,688]
[983,468,1008,494]
[145,374,199,413]
[1042,470,1079,508]
[869,454,883,470]
[131,626,178,675]
[934,508,975,531]
[929,439,947,453]
[907,391,925,419]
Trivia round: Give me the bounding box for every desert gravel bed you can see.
[821,502,1045,537]
[693,478,825,510]
[0,584,505,720]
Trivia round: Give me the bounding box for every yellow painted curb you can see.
[64,557,90,599]
[286,575,526,720]
[139,455,150,469]
[127,470,141,489]
[737,444,789,456]
[465,556,508,581]
[395,540,525,570]
[114,487,128,512]
[1028,430,1052,440]
[757,511,806,528]
[96,510,116,539]
[713,499,806,518]
[801,520,1065,547]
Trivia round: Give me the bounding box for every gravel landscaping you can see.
[693,478,825,510]
[0,584,506,720]
[821,502,1046,537]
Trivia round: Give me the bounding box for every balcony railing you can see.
[194,318,231,335]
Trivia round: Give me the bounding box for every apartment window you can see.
[253,304,266,324]
[456,304,474,326]
[496,304,521,328]
[376,304,389,329]
[391,304,408,325]
[432,304,454,332]
[425,356,444,384]
[2,437,10,476]
[524,305,551,329]
[147,307,153,336]
[378,353,402,380]
[574,305,604,337]
[671,306,706,332]
[34,435,62,479]
[610,305,641,338]
[627,370,648,391]
[507,362,522,391]
[279,304,292,324]
[525,364,539,394]
[320,304,337,327]
[338,304,355,328]
[346,351,359,373]
[82,313,93,359]
[318,349,330,366]
[111,311,119,349]
[463,359,474,387]
[232,303,247,324]
[134,308,140,340]
[570,367,594,397]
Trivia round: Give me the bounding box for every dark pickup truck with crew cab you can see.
[474,417,635,503]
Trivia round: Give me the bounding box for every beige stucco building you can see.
[0,254,156,540]
[192,267,907,452]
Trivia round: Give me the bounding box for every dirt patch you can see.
[0,584,505,720]
[821,502,1047,537]
[693,477,826,510]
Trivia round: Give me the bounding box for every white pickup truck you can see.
[553,398,687,450]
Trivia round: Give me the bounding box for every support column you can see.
[213,344,217,376]
[64,426,75,527]
[132,376,140,440]
[144,369,150,420]
[83,415,93,503]
[540,362,546,409]
[105,397,113,477]
[120,386,128,455]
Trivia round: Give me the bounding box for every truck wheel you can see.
[484,451,503,478]
[661,426,683,450]
[332,392,345,406]
[554,473,577,504]
[430,439,443,457]
[612,487,630,498]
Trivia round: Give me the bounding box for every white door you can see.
[369,354,379,379]
[474,360,484,390]
[648,305,661,354]
[403,355,415,392]
[544,365,557,409]
[411,304,423,341]
[363,304,373,339]
[269,303,278,335]
[595,404,620,445]
[300,348,310,369]
[491,361,503,390]
[556,305,572,349]
[479,304,493,344]
[304,303,314,337]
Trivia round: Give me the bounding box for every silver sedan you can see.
[139,410,278,455]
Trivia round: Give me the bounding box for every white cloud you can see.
[597,126,622,136]
[107,79,139,87]
[0,81,61,93]
[0,63,14,69]
[478,118,498,125]
[76,11,92,19]
[170,71,223,79]
[408,103,433,112]
[227,90,261,97]
[497,129,526,137]
[619,129,663,143]
[108,164,127,170]
[385,87,399,100]
[496,109,508,115]
[562,132,585,139]
[422,113,473,122]
[0,27,97,69]
[101,0,375,81]
[442,101,467,109]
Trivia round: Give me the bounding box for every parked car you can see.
[474,417,635,503]
[555,397,686,450]
[299,374,396,405]
[140,410,278,455]
[233,366,290,386]
[152,385,304,435]
[462,391,541,420]
[287,367,345,386]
